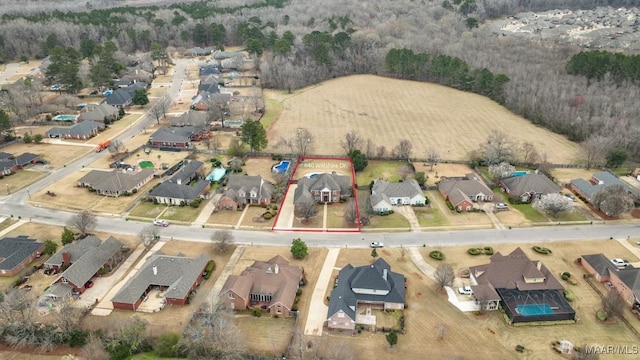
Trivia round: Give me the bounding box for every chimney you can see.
[62,252,71,266]
[275,264,279,274]
[152,265,158,275]
[383,269,388,281]
[536,261,541,271]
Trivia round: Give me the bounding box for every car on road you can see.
[611,258,630,267]
[370,242,384,248]
[84,281,94,288]
[153,219,169,227]
[458,286,473,295]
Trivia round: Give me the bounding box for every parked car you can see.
[370,242,384,248]
[153,219,169,227]
[611,258,630,268]
[564,193,576,202]
[458,286,473,295]
[85,281,94,288]
[495,203,509,210]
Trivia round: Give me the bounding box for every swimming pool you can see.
[223,120,244,127]
[513,171,530,177]
[272,160,290,174]
[516,303,554,316]
[53,114,78,122]
[206,167,227,182]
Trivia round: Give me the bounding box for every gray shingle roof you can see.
[581,254,618,278]
[293,173,352,204]
[171,160,204,185]
[0,159,15,172]
[112,253,208,304]
[149,126,195,143]
[438,176,493,206]
[77,168,155,193]
[0,152,12,160]
[78,103,119,122]
[327,258,406,320]
[106,88,133,106]
[169,111,208,127]
[46,121,104,138]
[14,152,39,166]
[372,179,423,198]
[501,173,560,197]
[223,175,275,203]
[54,236,122,287]
[592,171,640,198]
[45,235,102,267]
[0,236,43,271]
[149,179,209,201]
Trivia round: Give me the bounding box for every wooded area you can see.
[0,0,639,161]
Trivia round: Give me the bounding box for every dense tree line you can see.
[1,0,640,161]
[385,48,510,104]
[566,50,640,85]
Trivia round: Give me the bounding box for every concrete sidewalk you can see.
[0,219,25,237]
[304,248,340,336]
[393,206,421,232]
[193,197,216,225]
[208,246,245,308]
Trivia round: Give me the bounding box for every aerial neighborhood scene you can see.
[2,0,640,359]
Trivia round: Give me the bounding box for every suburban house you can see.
[169,111,208,128]
[112,253,209,311]
[0,159,16,175]
[438,173,494,212]
[198,81,221,95]
[370,179,426,213]
[220,255,302,317]
[191,92,231,112]
[500,173,560,203]
[294,173,352,206]
[46,121,105,140]
[105,83,147,108]
[44,236,123,300]
[0,152,40,174]
[149,126,196,148]
[113,76,134,88]
[570,171,640,204]
[212,50,245,70]
[581,254,640,310]
[185,47,214,57]
[327,258,406,331]
[199,63,221,75]
[149,160,209,205]
[77,103,120,123]
[200,73,222,86]
[14,152,40,167]
[77,168,155,197]
[217,175,275,211]
[468,247,575,324]
[0,236,44,277]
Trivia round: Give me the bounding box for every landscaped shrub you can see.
[445,201,454,210]
[429,250,444,260]
[263,212,273,220]
[190,198,202,208]
[516,345,525,353]
[562,271,571,278]
[562,274,570,281]
[296,289,302,296]
[251,307,262,317]
[204,261,215,279]
[292,304,298,311]
[533,246,552,255]
[564,289,574,302]
[596,310,607,321]
[484,246,494,255]
[468,248,482,255]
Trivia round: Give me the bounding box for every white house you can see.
[370,179,426,212]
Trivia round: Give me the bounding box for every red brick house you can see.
[0,236,44,277]
[438,173,493,212]
[216,175,275,211]
[112,254,208,311]
[220,255,302,317]
[581,254,640,309]
[293,173,352,206]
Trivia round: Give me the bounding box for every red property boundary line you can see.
[271,156,361,233]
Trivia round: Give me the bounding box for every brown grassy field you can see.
[1,142,90,169]
[266,75,580,163]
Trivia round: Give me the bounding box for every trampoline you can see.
[139,160,154,169]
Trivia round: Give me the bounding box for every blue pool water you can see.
[223,120,243,127]
[513,171,529,177]
[206,167,227,182]
[516,303,554,316]
[53,115,78,121]
[272,161,290,174]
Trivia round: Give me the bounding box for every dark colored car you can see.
[85,281,94,288]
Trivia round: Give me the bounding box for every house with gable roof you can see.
[149,126,197,148]
[77,168,155,197]
[0,236,44,277]
[467,247,575,324]
[217,174,275,211]
[169,110,208,128]
[500,173,560,203]
[220,255,302,317]
[327,258,406,331]
[46,120,105,140]
[370,179,426,213]
[77,103,120,123]
[112,252,209,311]
[581,254,640,309]
[44,236,123,300]
[438,173,493,211]
[570,171,640,204]
[293,172,352,206]
[149,160,209,205]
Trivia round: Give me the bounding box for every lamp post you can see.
[26,189,31,198]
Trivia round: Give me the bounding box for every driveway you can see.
[304,248,340,336]
[273,184,297,230]
[207,246,245,308]
[483,203,505,229]
[0,63,19,84]
[393,205,421,232]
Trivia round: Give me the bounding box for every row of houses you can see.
[0,151,41,175]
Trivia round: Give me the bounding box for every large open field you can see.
[266,75,580,163]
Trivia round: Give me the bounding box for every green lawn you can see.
[128,201,165,219]
[413,206,447,227]
[161,205,203,223]
[356,161,405,186]
[368,213,410,230]
[510,204,547,222]
[261,96,283,130]
[553,209,588,222]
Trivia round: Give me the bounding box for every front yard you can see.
[368,213,410,230]
[413,206,447,227]
[160,204,204,223]
[3,170,48,195]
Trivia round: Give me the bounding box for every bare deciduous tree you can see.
[180,303,246,359]
[344,198,358,224]
[340,130,363,154]
[212,230,234,253]
[426,148,441,171]
[50,300,83,335]
[376,145,387,158]
[400,163,414,180]
[276,128,315,157]
[107,139,125,155]
[82,335,109,360]
[393,139,413,160]
[520,141,540,165]
[364,138,375,158]
[310,338,356,360]
[601,290,625,320]
[150,93,172,124]
[591,184,634,217]
[295,196,318,222]
[482,131,517,165]
[532,193,574,219]
[580,135,608,169]
[138,225,160,250]
[67,210,97,236]
[434,263,455,289]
